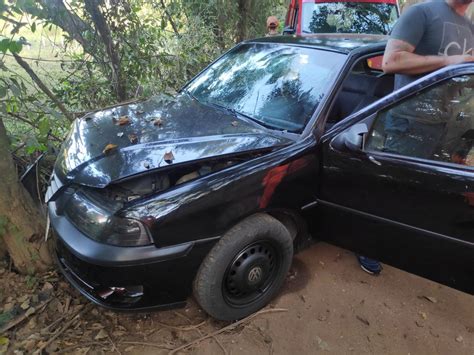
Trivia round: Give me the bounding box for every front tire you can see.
[193,213,293,321]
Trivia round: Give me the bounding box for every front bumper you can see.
[49,201,218,311]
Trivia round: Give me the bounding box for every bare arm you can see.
[382,39,474,75]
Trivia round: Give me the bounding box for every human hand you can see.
[445,55,474,66]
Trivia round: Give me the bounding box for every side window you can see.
[365,75,474,167]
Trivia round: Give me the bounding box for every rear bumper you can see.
[49,202,218,311]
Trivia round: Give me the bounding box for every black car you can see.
[46,34,474,321]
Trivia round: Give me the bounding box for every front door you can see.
[318,69,474,294]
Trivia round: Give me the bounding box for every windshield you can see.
[302,2,398,35]
[186,43,346,132]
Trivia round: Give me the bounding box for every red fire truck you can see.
[284,0,400,36]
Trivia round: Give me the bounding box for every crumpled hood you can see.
[55,93,291,187]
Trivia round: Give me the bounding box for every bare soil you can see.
[1,242,473,354]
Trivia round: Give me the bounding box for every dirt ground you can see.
[1,242,473,354]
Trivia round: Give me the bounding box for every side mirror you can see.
[332,123,368,151]
[283,26,296,35]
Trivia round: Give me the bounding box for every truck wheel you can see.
[193,213,293,321]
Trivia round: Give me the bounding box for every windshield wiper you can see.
[184,89,201,103]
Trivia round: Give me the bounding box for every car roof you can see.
[250,33,388,55]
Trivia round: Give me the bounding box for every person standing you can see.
[357,0,474,275]
[383,0,474,89]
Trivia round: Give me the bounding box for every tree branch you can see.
[6,112,62,142]
[84,0,127,101]
[0,14,28,29]
[12,53,74,122]
[159,0,180,36]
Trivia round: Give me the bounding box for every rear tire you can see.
[193,213,293,321]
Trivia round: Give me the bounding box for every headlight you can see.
[64,190,153,247]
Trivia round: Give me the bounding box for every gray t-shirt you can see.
[390,1,474,89]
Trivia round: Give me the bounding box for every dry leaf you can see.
[128,134,138,144]
[18,295,29,303]
[94,329,108,340]
[103,144,118,155]
[136,110,145,115]
[90,323,105,330]
[143,162,150,169]
[163,151,175,164]
[231,120,238,127]
[112,115,131,126]
[118,116,131,125]
[25,307,35,317]
[153,118,163,127]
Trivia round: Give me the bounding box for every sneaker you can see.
[357,255,382,275]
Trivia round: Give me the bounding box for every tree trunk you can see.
[237,0,250,42]
[85,0,127,102]
[0,118,52,274]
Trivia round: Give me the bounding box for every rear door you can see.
[318,67,474,294]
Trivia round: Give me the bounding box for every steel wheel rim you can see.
[222,241,281,307]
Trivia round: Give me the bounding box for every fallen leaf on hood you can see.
[143,162,150,169]
[164,151,175,164]
[136,110,145,115]
[103,144,118,155]
[153,118,163,127]
[128,134,139,144]
[231,121,238,127]
[116,115,131,126]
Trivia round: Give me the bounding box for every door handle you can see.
[369,155,382,166]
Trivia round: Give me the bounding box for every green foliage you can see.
[0,38,23,54]
[25,274,38,288]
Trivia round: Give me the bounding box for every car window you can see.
[301,2,398,35]
[365,75,474,168]
[186,43,346,133]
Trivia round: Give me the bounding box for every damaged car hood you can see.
[55,93,292,187]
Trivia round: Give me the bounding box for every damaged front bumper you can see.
[49,201,218,311]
